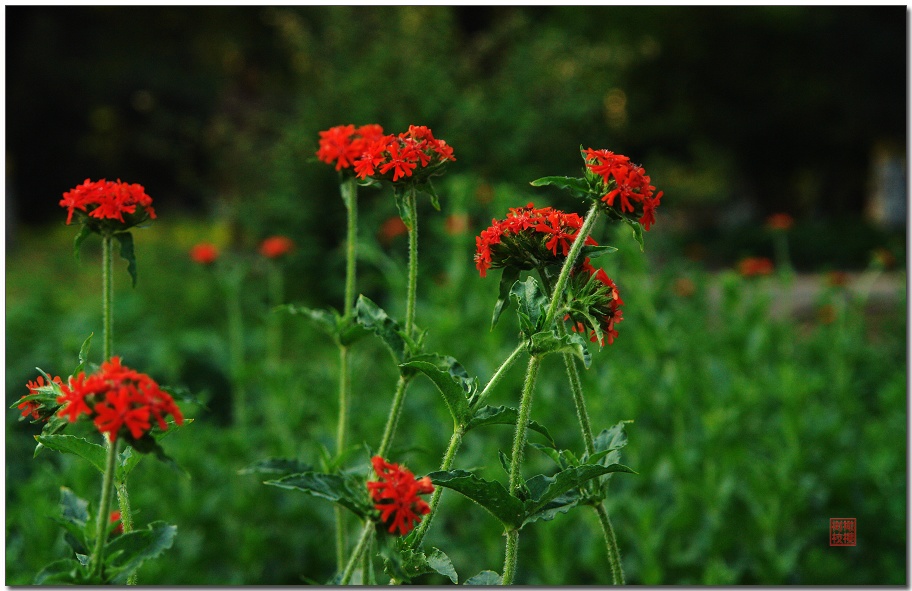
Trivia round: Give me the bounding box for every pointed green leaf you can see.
[265,471,371,519]
[464,405,555,447]
[523,492,581,525]
[354,295,408,364]
[35,435,106,473]
[522,463,635,524]
[385,546,458,584]
[278,304,339,339]
[464,570,502,585]
[238,457,313,477]
[104,521,177,584]
[34,558,94,585]
[393,185,414,231]
[59,486,90,526]
[126,432,189,478]
[528,331,591,368]
[491,267,520,330]
[510,276,548,336]
[73,333,94,375]
[400,356,474,427]
[579,244,619,260]
[114,231,137,287]
[624,218,645,252]
[530,175,591,198]
[418,180,441,211]
[73,224,93,261]
[426,470,524,530]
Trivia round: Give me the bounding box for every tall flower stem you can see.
[394,342,525,570]
[502,355,542,585]
[90,436,120,580]
[596,503,626,585]
[335,176,359,572]
[543,204,601,327]
[404,186,419,338]
[376,375,411,460]
[101,234,136,583]
[340,522,374,585]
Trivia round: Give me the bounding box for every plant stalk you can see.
[377,375,411,459]
[405,186,419,338]
[90,436,120,580]
[340,523,374,585]
[596,502,626,585]
[543,204,601,327]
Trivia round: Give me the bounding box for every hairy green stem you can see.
[543,204,601,327]
[377,375,411,459]
[91,437,119,580]
[405,186,419,338]
[340,523,374,585]
[102,235,113,360]
[472,343,526,410]
[408,428,463,548]
[596,502,626,585]
[342,176,359,317]
[501,355,542,585]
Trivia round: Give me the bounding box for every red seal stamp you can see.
[830,518,856,546]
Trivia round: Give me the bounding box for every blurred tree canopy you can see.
[6,5,905,229]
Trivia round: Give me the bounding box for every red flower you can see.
[766,213,794,231]
[110,510,124,535]
[17,375,63,421]
[583,149,662,230]
[56,357,183,442]
[260,236,295,259]
[473,204,596,277]
[566,265,624,346]
[738,257,774,277]
[190,243,219,265]
[60,179,155,228]
[367,456,434,536]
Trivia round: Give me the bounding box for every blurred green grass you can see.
[5,196,906,585]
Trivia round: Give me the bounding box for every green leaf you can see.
[73,332,94,375]
[510,276,548,337]
[418,179,441,211]
[238,457,313,477]
[278,304,339,339]
[35,435,106,473]
[624,218,645,252]
[522,463,635,524]
[59,486,90,526]
[579,244,619,260]
[523,492,582,525]
[126,432,189,478]
[491,266,520,330]
[73,224,93,261]
[464,405,555,447]
[265,471,371,519]
[354,295,408,364]
[528,330,592,368]
[385,545,458,584]
[114,231,137,287]
[393,185,413,231]
[34,558,94,585]
[464,570,502,585]
[400,356,474,427]
[530,175,591,198]
[426,470,524,530]
[104,521,177,584]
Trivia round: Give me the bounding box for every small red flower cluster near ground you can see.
[366,455,434,536]
[766,213,794,231]
[473,203,597,278]
[59,178,156,228]
[190,243,219,265]
[583,148,663,230]
[738,257,774,277]
[317,124,455,183]
[56,357,183,442]
[17,375,64,421]
[567,260,625,346]
[260,236,295,259]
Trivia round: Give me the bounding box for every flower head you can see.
[56,357,183,443]
[565,265,625,346]
[366,456,434,536]
[317,124,455,185]
[17,375,63,421]
[582,148,662,230]
[60,178,156,231]
[190,243,219,265]
[738,257,774,277]
[260,236,295,259]
[473,203,596,278]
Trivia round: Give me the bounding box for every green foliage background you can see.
[5,5,907,586]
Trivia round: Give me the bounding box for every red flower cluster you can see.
[110,510,124,535]
[190,243,219,265]
[260,236,295,259]
[583,148,663,230]
[766,213,794,231]
[317,124,455,182]
[474,203,597,278]
[366,456,434,536]
[59,178,156,228]
[738,257,774,277]
[567,261,625,346]
[17,375,63,421]
[56,357,183,442]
